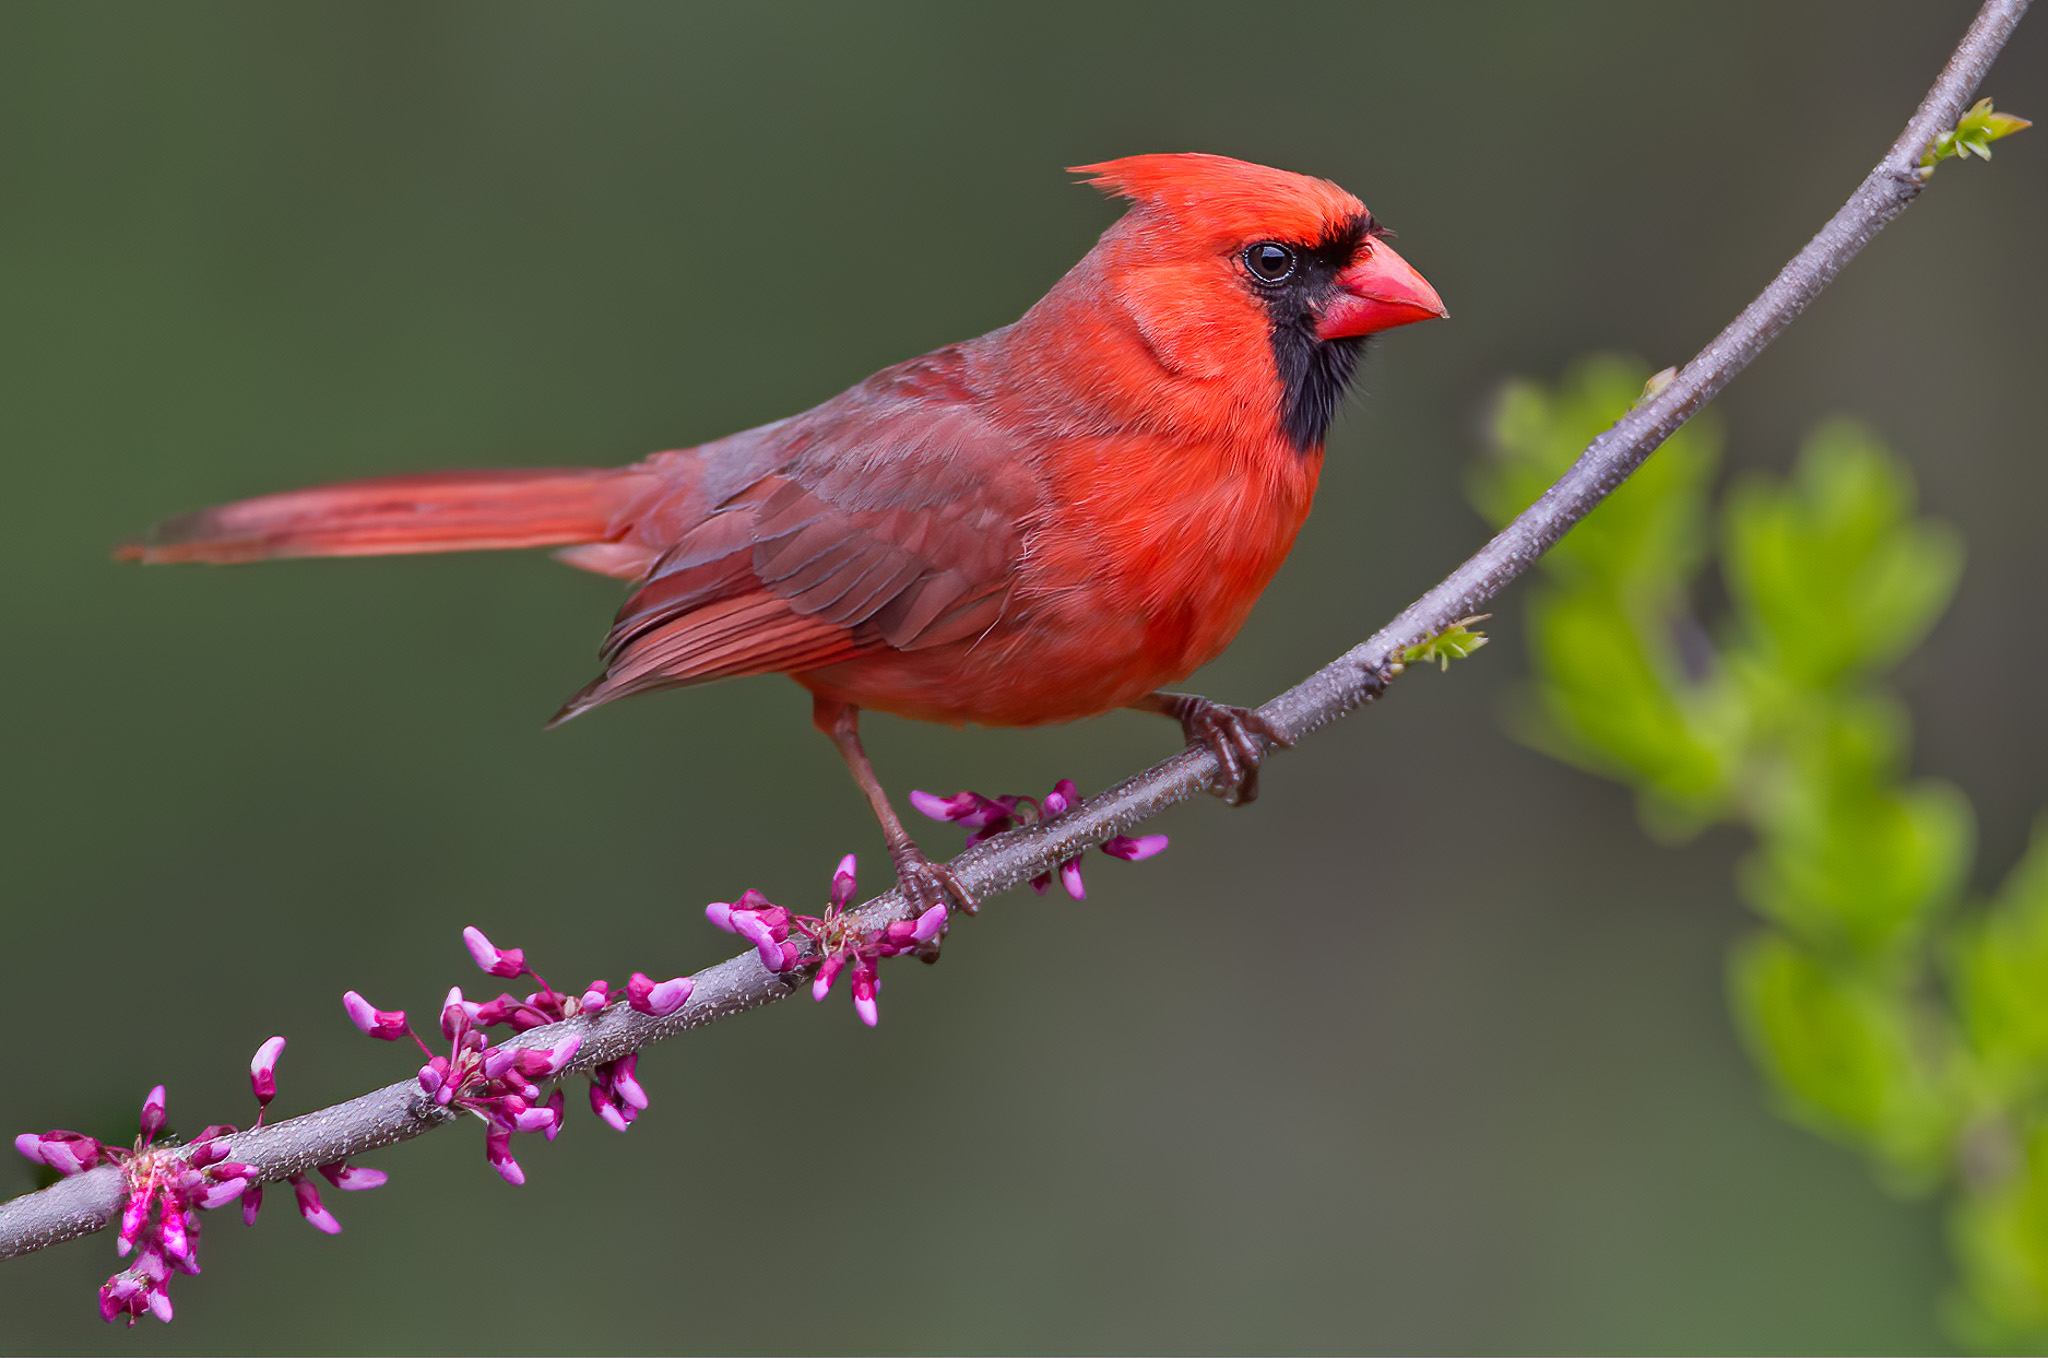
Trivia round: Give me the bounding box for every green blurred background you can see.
[1,1,2041,1351]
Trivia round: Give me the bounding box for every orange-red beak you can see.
[1314,241,1448,340]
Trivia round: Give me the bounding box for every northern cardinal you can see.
[121,154,1445,910]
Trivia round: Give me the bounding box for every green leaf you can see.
[1921,97,2033,172]
[1515,587,1740,827]
[1473,356,1736,829]
[1400,618,1490,671]
[1946,1119,2048,1352]
[1730,933,1956,1186]
[1737,696,1974,955]
[1473,355,1721,600]
[1952,819,2048,1099]
[1723,420,1963,690]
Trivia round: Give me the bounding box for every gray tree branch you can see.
[0,0,2028,1267]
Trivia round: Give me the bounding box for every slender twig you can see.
[0,0,2028,1267]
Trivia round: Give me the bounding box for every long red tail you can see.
[117,467,648,565]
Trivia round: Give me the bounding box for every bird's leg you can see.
[814,696,979,916]
[1131,690,1294,806]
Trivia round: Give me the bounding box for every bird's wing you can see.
[553,350,1041,719]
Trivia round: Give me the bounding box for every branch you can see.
[0,0,2028,1266]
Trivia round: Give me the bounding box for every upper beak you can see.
[1314,240,1448,340]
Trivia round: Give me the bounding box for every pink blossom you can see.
[849,956,881,1028]
[908,788,1024,842]
[742,854,951,1027]
[248,1036,285,1109]
[587,1056,644,1133]
[811,952,847,1002]
[709,889,802,972]
[916,776,1169,900]
[290,1174,340,1233]
[317,1163,389,1192]
[608,1054,649,1112]
[15,1129,104,1176]
[39,1072,330,1327]
[338,926,693,1206]
[627,971,693,1017]
[99,1249,172,1325]
[196,1177,250,1211]
[484,1129,524,1186]
[462,926,527,980]
[1103,834,1170,861]
[341,991,409,1041]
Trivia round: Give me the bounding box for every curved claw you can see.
[1165,696,1293,806]
[893,846,978,918]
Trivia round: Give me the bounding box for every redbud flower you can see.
[915,776,1169,900]
[341,925,692,1188]
[334,1164,387,1190]
[849,955,881,1027]
[290,1174,341,1234]
[99,1250,172,1325]
[1042,778,1078,817]
[627,971,693,1017]
[608,1054,649,1112]
[909,788,1024,844]
[462,926,527,980]
[15,1129,104,1176]
[26,1050,370,1328]
[249,1036,285,1109]
[588,1055,647,1133]
[440,986,482,1041]
[484,1128,524,1186]
[811,953,847,1002]
[707,889,801,972]
[341,991,408,1041]
[1103,833,1170,861]
[715,854,953,1028]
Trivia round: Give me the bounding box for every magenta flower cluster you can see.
[13,777,1171,1329]
[911,778,1168,898]
[14,1039,383,1326]
[707,854,949,1027]
[341,927,693,1185]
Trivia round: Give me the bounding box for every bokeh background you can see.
[1,1,2042,1351]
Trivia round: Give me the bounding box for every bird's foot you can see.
[1167,696,1293,805]
[890,841,978,919]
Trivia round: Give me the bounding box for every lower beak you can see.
[1315,241,1448,340]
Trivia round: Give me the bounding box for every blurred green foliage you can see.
[1475,358,2048,1350]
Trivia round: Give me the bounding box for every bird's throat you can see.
[1271,330,1366,454]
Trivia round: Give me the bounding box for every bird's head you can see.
[1065,153,1446,451]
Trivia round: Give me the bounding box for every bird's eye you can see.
[1244,242,1297,284]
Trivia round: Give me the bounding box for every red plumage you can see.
[123,154,1445,908]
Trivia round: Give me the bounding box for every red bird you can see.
[122,154,1446,910]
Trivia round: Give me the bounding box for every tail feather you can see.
[116,468,648,565]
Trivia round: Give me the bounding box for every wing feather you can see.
[556,346,1043,719]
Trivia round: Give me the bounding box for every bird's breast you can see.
[797,429,1320,728]
[1028,429,1321,675]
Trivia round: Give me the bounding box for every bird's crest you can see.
[1069,153,1367,247]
